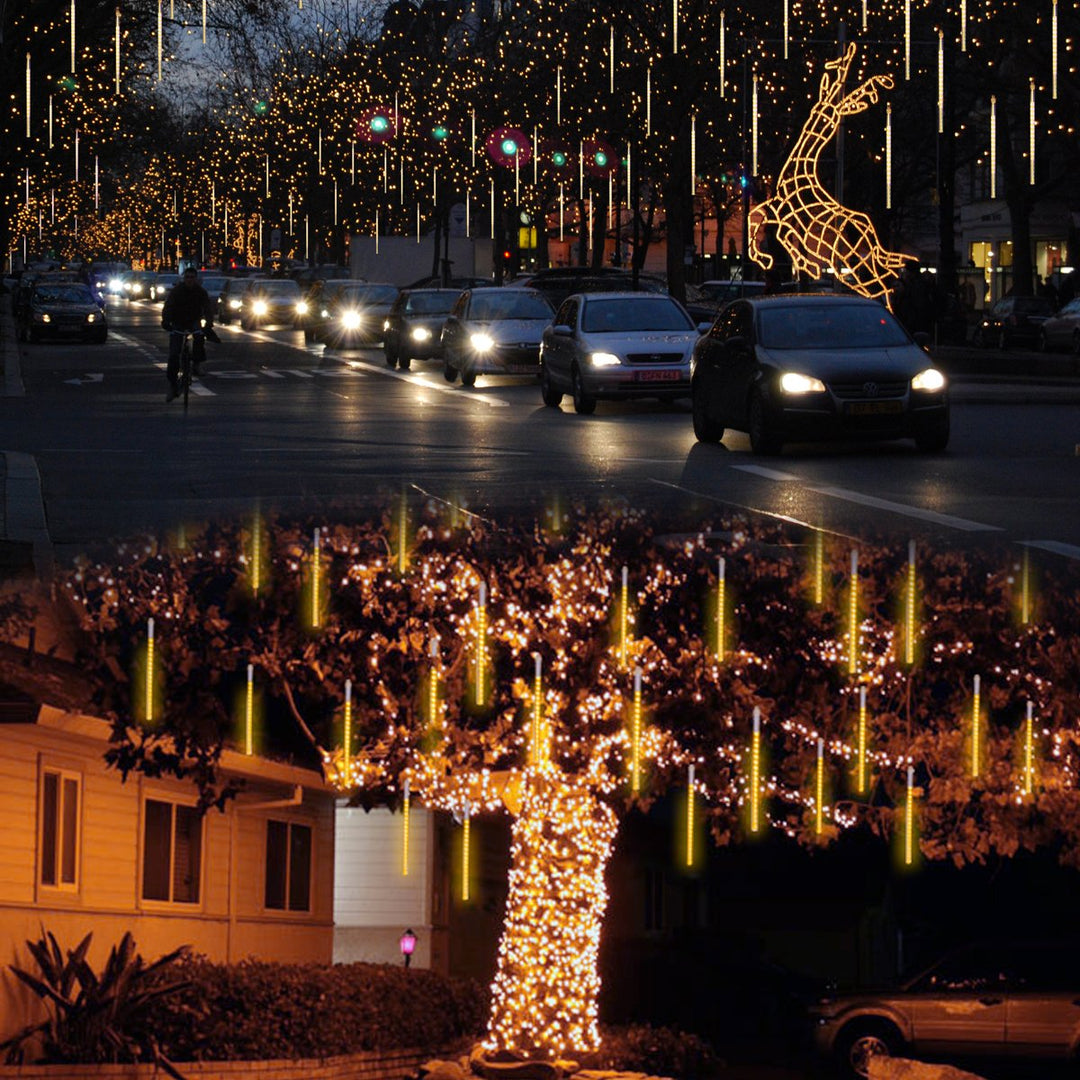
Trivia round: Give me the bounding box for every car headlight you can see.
[342,310,362,330]
[296,301,309,315]
[911,367,946,391]
[131,285,142,295]
[411,327,431,342]
[321,308,330,318]
[252,300,268,316]
[780,371,827,394]
[41,313,51,323]
[109,278,122,291]
[590,351,621,367]
[229,299,242,309]
[471,332,494,352]
[86,313,95,323]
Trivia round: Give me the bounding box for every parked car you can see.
[217,277,262,325]
[441,288,554,386]
[148,272,177,302]
[17,281,107,344]
[539,292,704,414]
[812,941,1080,1078]
[1038,297,1080,354]
[973,295,1054,348]
[382,288,460,369]
[699,279,768,305]
[318,282,399,347]
[690,294,949,454]
[241,278,304,330]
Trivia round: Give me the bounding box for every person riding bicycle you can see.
[162,267,214,401]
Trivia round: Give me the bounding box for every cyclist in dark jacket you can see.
[162,267,214,401]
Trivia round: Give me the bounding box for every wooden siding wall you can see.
[333,805,433,967]
[0,723,334,1036]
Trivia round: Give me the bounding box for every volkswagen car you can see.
[441,288,554,386]
[318,282,399,347]
[539,292,704,414]
[241,278,304,331]
[690,294,949,454]
[382,288,460,369]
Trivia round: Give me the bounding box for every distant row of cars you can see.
[975,293,1080,353]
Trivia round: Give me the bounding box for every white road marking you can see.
[1021,540,1080,562]
[63,373,104,386]
[329,355,512,407]
[803,484,1003,532]
[733,464,800,481]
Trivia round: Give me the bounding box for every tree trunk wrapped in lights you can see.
[485,771,618,1058]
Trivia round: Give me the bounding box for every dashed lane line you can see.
[801,484,1002,532]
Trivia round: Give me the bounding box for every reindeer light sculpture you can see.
[749,44,913,310]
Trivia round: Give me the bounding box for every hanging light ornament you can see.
[686,763,695,867]
[1021,548,1031,625]
[1024,701,1036,796]
[310,527,321,628]
[715,556,726,660]
[70,0,76,73]
[630,667,643,796]
[847,548,859,676]
[25,54,30,139]
[861,0,867,33]
[719,12,726,98]
[971,674,981,778]
[937,30,944,134]
[145,617,155,723]
[619,565,629,668]
[904,0,911,80]
[245,663,255,755]
[402,777,411,876]
[886,102,893,210]
[356,106,397,145]
[751,73,759,177]
[202,0,207,43]
[342,678,352,778]
[157,0,163,82]
[990,96,997,200]
[905,539,916,665]
[856,685,868,794]
[475,582,487,707]
[690,114,696,195]
[556,66,561,126]
[114,8,121,94]
[749,706,762,833]
[815,738,825,835]
[1051,0,1058,99]
[960,0,967,52]
[531,653,544,768]
[584,138,616,178]
[672,0,678,53]
[486,127,532,168]
[1029,80,1036,187]
[783,0,789,60]
[646,64,651,137]
[462,801,471,901]
[609,25,615,92]
[904,764,916,865]
[812,529,824,605]
[428,635,441,729]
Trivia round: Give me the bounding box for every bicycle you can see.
[169,328,204,411]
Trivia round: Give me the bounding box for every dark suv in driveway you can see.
[812,941,1080,1077]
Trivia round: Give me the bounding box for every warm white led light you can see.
[471,332,494,352]
[780,372,826,394]
[252,300,268,316]
[590,352,621,367]
[342,310,362,330]
[411,327,432,341]
[911,368,946,391]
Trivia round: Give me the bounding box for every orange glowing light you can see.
[749,44,912,310]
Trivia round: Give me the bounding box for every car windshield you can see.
[758,304,909,349]
[35,286,94,303]
[256,280,300,296]
[201,277,227,291]
[469,292,552,320]
[1014,297,1053,314]
[339,285,398,304]
[581,297,693,333]
[701,281,764,302]
[405,292,457,315]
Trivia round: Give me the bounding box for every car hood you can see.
[465,319,547,343]
[34,301,101,315]
[758,344,930,379]
[575,329,698,353]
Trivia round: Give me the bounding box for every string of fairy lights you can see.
[5,0,1075,268]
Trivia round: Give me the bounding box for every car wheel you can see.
[384,345,398,368]
[914,414,950,452]
[540,364,562,407]
[460,365,477,388]
[443,358,458,383]
[748,390,781,455]
[397,354,412,371]
[241,317,252,331]
[91,330,108,345]
[571,366,596,415]
[835,1021,902,1080]
[691,376,725,442]
[304,328,315,342]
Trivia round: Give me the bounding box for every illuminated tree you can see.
[4,504,1076,1060]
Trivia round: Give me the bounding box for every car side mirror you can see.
[913,331,932,349]
[552,324,573,336]
[697,322,712,334]
[726,334,748,349]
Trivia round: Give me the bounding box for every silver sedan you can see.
[539,292,704,414]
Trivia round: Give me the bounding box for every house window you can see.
[40,768,80,889]
[142,798,202,904]
[265,820,312,912]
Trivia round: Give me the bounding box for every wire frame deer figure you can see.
[749,43,913,310]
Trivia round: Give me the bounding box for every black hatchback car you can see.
[18,281,107,344]
[382,289,460,370]
[690,294,949,454]
[974,295,1055,348]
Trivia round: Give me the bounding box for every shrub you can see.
[144,956,488,1061]
[582,1024,722,1080]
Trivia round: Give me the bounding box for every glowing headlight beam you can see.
[630,667,643,796]
[815,738,825,835]
[245,663,254,755]
[971,674,981,778]
[686,763,695,867]
[402,777,410,876]
[848,548,859,676]
[750,707,762,834]
[145,617,155,723]
[475,582,487,706]
[715,556,726,660]
[857,685,868,794]
[905,539,916,665]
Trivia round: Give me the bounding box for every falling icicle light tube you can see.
[1029,80,1036,187]
[311,528,321,627]
[1024,702,1035,796]
[813,530,824,605]
[971,675,981,778]
[815,738,824,835]
[532,653,543,768]
[905,539,916,665]
[937,31,944,134]
[428,635,440,728]
[145,618,155,723]
[905,765,915,865]
[848,549,859,676]
[343,679,352,778]
[886,104,893,210]
[990,96,998,201]
[751,75,759,177]
[462,803,471,902]
[619,565,629,668]
[402,777,411,876]
[715,557,726,660]
[686,763,695,867]
[857,686,868,794]
[750,707,762,834]
[630,667,643,796]
[245,664,254,755]
[475,582,487,706]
